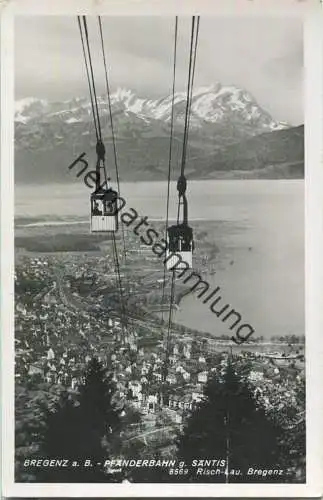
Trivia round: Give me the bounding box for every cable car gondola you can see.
[165,187,194,270]
[166,223,194,270]
[89,139,119,234]
[90,187,119,233]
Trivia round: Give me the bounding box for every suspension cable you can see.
[163,15,200,390]
[112,234,128,342]
[162,270,176,385]
[161,16,178,321]
[180,17,197,178]
[98,16,135,343]
[81,16,102,141]
[98,17,128,262]
[98,18,120,193]
[78,15,128,342]
[176,16,199,225]
[181,16,200,175]
[78,15,108,189]
[77,17,99,142]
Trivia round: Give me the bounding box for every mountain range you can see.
[15,84,304,183]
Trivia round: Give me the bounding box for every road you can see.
[125,424,180,443]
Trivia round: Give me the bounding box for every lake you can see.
[15,180,304,339]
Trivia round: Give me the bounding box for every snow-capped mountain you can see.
[14,84,302,184]
[15,97,50,124]
[15,84,288,132]
[107,84,288,131]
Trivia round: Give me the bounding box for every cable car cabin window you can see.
[92,200,102,216]
[166,225,194,270]
[167,225,194,252]
[90,191,118,233]
[103,200,116,215]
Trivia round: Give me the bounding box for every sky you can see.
[15,16,303,125]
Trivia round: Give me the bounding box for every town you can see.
[15,221,305,471]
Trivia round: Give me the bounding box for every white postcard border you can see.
[1,0,323,497]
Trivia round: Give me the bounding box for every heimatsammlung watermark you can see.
[68,153,255,345]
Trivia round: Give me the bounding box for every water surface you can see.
[15,180,304,339]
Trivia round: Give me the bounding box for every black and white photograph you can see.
[2,0,323,497]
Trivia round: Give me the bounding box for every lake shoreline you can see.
[15,180,304,340]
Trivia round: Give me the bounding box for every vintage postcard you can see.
[1,0,323,497]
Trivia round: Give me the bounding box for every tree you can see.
[77,357,122,450]
[35,357,122,482]
[281,378,306,482]
[15,381,63,482]
[37,392,104,482]
[176,361,290,483]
